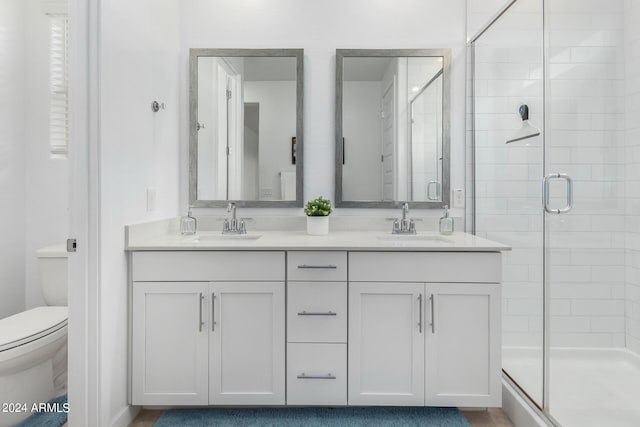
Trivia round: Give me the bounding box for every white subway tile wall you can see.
[546,0,626,348]
[472,0,545,351]
[472,0,633,350]
[625,0,640,355]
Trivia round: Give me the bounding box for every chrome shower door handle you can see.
[543,173,573,214]
[427,181,441,201]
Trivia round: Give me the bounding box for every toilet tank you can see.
[36,244,68,306]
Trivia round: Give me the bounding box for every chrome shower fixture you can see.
[506,104,541,144]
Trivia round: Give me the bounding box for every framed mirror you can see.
[189,48,304,207]
[335,49,451,208]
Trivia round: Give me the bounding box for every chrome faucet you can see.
[222,202,246,234]
[392,202,416,234]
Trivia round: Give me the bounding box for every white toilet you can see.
[0,244,68,427]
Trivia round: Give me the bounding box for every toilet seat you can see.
[0,307,68,352]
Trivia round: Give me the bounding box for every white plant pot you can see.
[306,216,329,235]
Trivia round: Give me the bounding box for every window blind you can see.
[49,14,68,158]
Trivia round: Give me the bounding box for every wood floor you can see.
[128,408,515,426]
[462,408,516,427]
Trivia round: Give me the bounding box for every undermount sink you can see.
[189,234,262,242]
[376,234,454,244]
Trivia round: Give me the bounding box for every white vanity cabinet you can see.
[131,281,210,405]
[348,282,425,406]
[128,241,505,409]
[424,282,500,407]
[348,252,502,407]
[286,251,348,406]
[130,251,285,406]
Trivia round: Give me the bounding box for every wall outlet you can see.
[453,188,465,208]
[146,188,156,212]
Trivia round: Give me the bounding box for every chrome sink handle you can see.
[222,202,247,234]
[392,202,417,234]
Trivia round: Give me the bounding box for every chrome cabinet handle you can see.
[297,373,336,380]
[297,311,337,316]
[429,294,435,334]
[543,173,573,214]
[427,181,441,201]
[211,293,216,331]
[198,293,204,332]
[297,265,337,269]
[418,294,423,333]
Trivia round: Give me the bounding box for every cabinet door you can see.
[348,282,425,405]
[131,282,209,405]
[425,283,501,407]
[209,282,285,405]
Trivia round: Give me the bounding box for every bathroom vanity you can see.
[126,227,509,409]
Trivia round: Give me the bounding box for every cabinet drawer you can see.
[349,252,501,283]
[287,343,346,405]
[132,251,285,282]
[287,251,347,281]
[287,282,347,343]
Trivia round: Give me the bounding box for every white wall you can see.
[625,0,640,355]
[180,0,467,218]
[0,0,69,318]
[244,81,296,200]
[99,0,180,424]
[467,0,512,40]
[0,0,26,318]
[24,0,69,309]
[342,81,382,201]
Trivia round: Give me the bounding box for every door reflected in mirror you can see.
[336,49,450,208]
[190,49,303,207]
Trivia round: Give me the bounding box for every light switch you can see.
[261,188,273,199]
[453,188,465,208]
[146,188,156,212]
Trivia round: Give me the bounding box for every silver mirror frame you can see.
[335,48,451,208]
[189,48,304,207]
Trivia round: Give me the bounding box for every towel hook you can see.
[151,101,166,113]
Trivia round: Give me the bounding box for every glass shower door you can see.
[545,0,630,424]
[471,0,545,407]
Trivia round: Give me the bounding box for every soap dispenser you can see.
[439,205,454,235]
[180,207,197,235]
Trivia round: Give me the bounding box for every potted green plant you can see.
[304,196,333,235]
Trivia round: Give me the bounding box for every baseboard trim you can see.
[111,405,140,427]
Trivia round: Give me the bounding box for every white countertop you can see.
[126,230,511,252]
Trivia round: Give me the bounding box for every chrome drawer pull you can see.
[297,373,336,380]
[429,294,435,334]
[211,293,216,332]
[297,311,337,316]
[198,293,204,332]
[418,294,423,334]
[297,264,338,269]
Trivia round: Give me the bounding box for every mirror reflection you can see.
[336,50,450,207]
[190,49,303,207]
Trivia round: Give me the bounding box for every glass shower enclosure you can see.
[470,0,640,426]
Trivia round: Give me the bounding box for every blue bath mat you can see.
[15,394,68,427]
[155,406,470,427]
